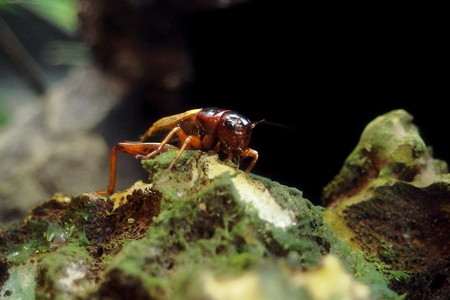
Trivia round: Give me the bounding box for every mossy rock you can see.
[322,109,450,299]
[0,149,398,299]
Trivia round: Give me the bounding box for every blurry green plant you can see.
[0,2,16,13]
[0,0,78,34]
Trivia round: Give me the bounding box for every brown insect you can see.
[97,107,260,195]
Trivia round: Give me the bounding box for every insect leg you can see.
[167,135,202,170]
[139,126,184,160]
[96,144,119,195]
[244,148,259,173]
[96,142,177,195]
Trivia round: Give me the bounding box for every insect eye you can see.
[224,119,235,131]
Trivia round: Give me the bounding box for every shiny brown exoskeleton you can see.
[97,107,260,195]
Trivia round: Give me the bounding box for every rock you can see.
[322,109,450,299]
[0,150,397,299]
[0,67,120,222]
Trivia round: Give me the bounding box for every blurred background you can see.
[0,0,447,223]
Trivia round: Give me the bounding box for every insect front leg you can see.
[244,148,259,173]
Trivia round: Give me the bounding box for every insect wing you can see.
[140,108,202,141]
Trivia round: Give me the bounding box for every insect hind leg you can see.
[96,142,177,195]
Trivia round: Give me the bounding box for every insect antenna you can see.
[251,119,265,128]
[255,120,296,131]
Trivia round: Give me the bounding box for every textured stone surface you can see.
[322,109,450,299]
[0,150,397,299]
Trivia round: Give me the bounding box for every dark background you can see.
[1,1,447,204]
[185,1,448,202]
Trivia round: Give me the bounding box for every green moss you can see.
[322,109,447,208]
[142,148,196,174]
[1,261,37,299]
[1,144,403,299]
[0,219,64,265]
[97,152,399,299]
[36,242,93,299]
[322,110,450,299]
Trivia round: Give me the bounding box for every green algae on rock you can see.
[90,150,397,299]
[1,148,399,299]
[322,109,448,209]
[322,109,450,299]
